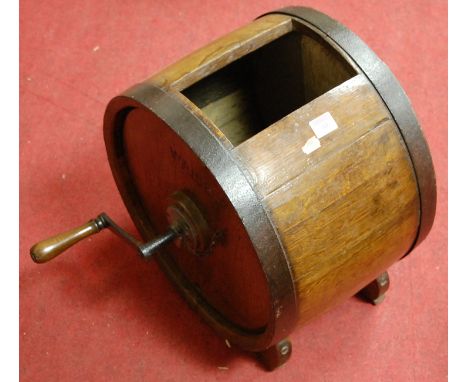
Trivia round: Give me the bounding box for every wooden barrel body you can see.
[103,7,436,352]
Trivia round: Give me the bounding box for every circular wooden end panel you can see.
[119,105,270,332]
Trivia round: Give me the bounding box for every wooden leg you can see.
[257,338,292,371]
[359,271,390,305]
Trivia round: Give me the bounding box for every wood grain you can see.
[181,28,356,148]
[149,14,293,91]
[300,31,357,102]
[268,120,419,322]
[119,14,421,331]
[235,74,389,195]
[234,75,419,323]
[122,107,271,330]
[30,220,101,263]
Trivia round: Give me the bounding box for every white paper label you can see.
[302,136,321,154]
[308,112,338,139]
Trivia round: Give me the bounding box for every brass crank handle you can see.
[30,213,179,264]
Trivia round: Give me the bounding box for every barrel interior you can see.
[182,29,357,146]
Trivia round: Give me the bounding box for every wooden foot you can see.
[359,271,390,305]
[257,338,292,371]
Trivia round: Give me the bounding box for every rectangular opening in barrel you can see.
[182,30,357,146]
